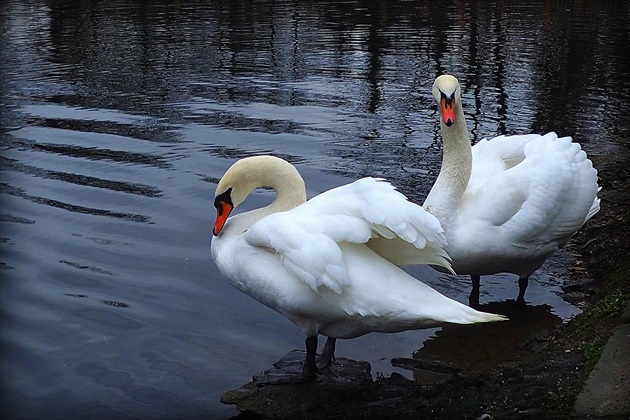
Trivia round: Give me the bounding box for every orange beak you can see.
[440,95,456,127]
[213,200,233,236]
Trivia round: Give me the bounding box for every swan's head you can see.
[213,157,264,236]
[212,155,305,236]
[432,75,461,127]
[213,182,236,237]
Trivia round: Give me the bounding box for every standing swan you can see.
[211,155,506,383]
[424,75,600,306]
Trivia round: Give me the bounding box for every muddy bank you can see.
[222,151,630,420]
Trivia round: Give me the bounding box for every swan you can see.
[423,74,600,306]
[211,155,506,383]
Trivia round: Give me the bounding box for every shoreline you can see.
[222,150,630,419]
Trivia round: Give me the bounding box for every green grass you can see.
[582,337,606,374]
[570,289,626,337]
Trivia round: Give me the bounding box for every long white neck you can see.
[221,156,307,232]
[257,162,307,216]
[423,105,472,224]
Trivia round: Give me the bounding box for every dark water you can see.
[1,0,628,418]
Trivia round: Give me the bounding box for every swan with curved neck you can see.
[424,74,600,306]
[211,155,506,382]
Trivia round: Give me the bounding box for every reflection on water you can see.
[414,302,563,373]
[389,301,563,384]
[1,0,628,418]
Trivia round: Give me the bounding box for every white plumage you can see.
[424,75,600,305]
[211,155,506,382]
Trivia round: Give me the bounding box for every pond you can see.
[1,0,628,418]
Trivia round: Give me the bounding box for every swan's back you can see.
[456,132,599,273]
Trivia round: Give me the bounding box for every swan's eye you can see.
[214,188,233,213]
[440,91,455,108]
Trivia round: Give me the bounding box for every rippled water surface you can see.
[1,1,628,418]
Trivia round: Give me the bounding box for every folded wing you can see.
[245,177,452,293]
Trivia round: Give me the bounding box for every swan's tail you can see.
[412,289,509,326]
[445,305,508,324]
[585,188,601,222]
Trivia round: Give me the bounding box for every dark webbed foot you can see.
[316,336,336,370]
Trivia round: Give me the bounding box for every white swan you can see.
[423,75,600,306]
[211,155,506,382]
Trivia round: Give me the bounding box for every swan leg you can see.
[469,275,481,307]
[317,336,336,370]
[516,276,528,304]
[302,335,319,381]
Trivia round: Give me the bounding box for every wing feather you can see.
[245,178,451,293]
[464,133,599,246]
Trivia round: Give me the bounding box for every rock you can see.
[221,350,374,419]
[391,357,463,385]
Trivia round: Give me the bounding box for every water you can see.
[1,0,628,418]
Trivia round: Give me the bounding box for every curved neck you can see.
[227,156,307,229]
[424,105,472,221]
[261,165,307,215]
